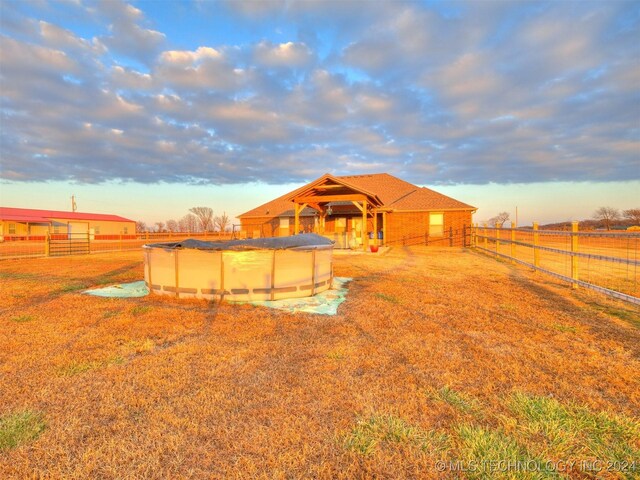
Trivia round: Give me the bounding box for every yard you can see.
[1,247,638,479]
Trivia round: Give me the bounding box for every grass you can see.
[0,411,46,451]
[426,385,483,416]
[130,305,152,316]
[343,413,448,456]
[374,292,400,304]
[0,248,639,478]
[11,315,34,323]
[506,391,640,465]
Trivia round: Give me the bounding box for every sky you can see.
[0,0,638,227]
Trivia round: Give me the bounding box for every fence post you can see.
[45,232,50,257]
[495,223,501,257]
[571,221,579,289]
[483,222,488,251]
[463,225,467,247]
[533,222,539,269]
[510,221,516,264]
[449,226,453,247]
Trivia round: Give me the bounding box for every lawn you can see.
[1,247,638,479]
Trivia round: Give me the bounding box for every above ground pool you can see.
[143,233,334,301]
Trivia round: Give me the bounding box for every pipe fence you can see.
[0,231,233,260]
[472,222,639,305]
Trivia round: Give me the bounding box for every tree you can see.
[166,219,178,232]
[489,211,510,227]
[189,207,214,232]
[622,208,640,225]
[179,213,199,233]
[593,207,619,231]
[135,220,147,233]
[214,211,230,232]
[154,222,166,233]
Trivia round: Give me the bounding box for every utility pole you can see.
[71,195,77,212]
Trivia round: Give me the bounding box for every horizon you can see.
[1,1,638,225]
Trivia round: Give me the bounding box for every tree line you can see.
[135,207,231,233]
[485,207,640,230]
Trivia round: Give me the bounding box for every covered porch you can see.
[287,174,387,252]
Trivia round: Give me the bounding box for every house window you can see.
[8,223,16,234]
[279,217,289,229]
[94,225,100,234]
[123,226,128,234]
[53,226,60,234]
[335,217,346,233]
[429,213,444,237]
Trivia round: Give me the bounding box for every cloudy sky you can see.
[0,0,638,225]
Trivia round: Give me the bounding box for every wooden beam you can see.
[382,211,387,246]
[373,209,378,246]
[351,200,364,212]
[314,184,343,190]
[294,203,300,235]
[294,194,368,203]
[362,199,368,252]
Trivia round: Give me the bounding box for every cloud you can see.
[253,41,314,68]
[0,0,638,186]
[93,0,165,64]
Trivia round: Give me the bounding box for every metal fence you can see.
[472,223,639,305]
[0,231,233,259]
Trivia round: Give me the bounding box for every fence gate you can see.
[49,232,90,256]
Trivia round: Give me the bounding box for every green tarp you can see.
[82,277,352,316]
[83,281,149,298]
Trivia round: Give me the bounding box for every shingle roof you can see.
[238,173,475,218]
[0,207,134,223]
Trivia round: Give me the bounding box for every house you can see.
[0,207,136,241]
[237,173,476,250]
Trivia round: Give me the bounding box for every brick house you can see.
[238,173,476,250]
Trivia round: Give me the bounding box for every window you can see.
[123,226,128,234]
[279,217,289,229]
[335,217,346,232]
[53,226,60,234]
[429,213,444,237]
[8,223,15,234]
[94,225,100,234]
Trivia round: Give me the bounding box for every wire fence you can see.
[472,223,639,305]
[0,231,233,260]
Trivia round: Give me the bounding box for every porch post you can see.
[294,203,300,236]
[373,209,378,246]
[382,212,387,246]
[362,200,368,252]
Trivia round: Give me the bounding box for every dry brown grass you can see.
[1,247,638,479]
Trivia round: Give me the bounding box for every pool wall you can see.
[143,245,333,301]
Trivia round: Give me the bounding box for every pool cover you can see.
[145,233,333,251]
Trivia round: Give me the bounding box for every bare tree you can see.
[166,219,179,232]
[189,207,214,232]
[489,211,510,227]
[154,222,166,233]
[179,213,200,233]
[593,207,619,231]
[623,208,640,225]
[135,220,147,233]
[214,211,230,232]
